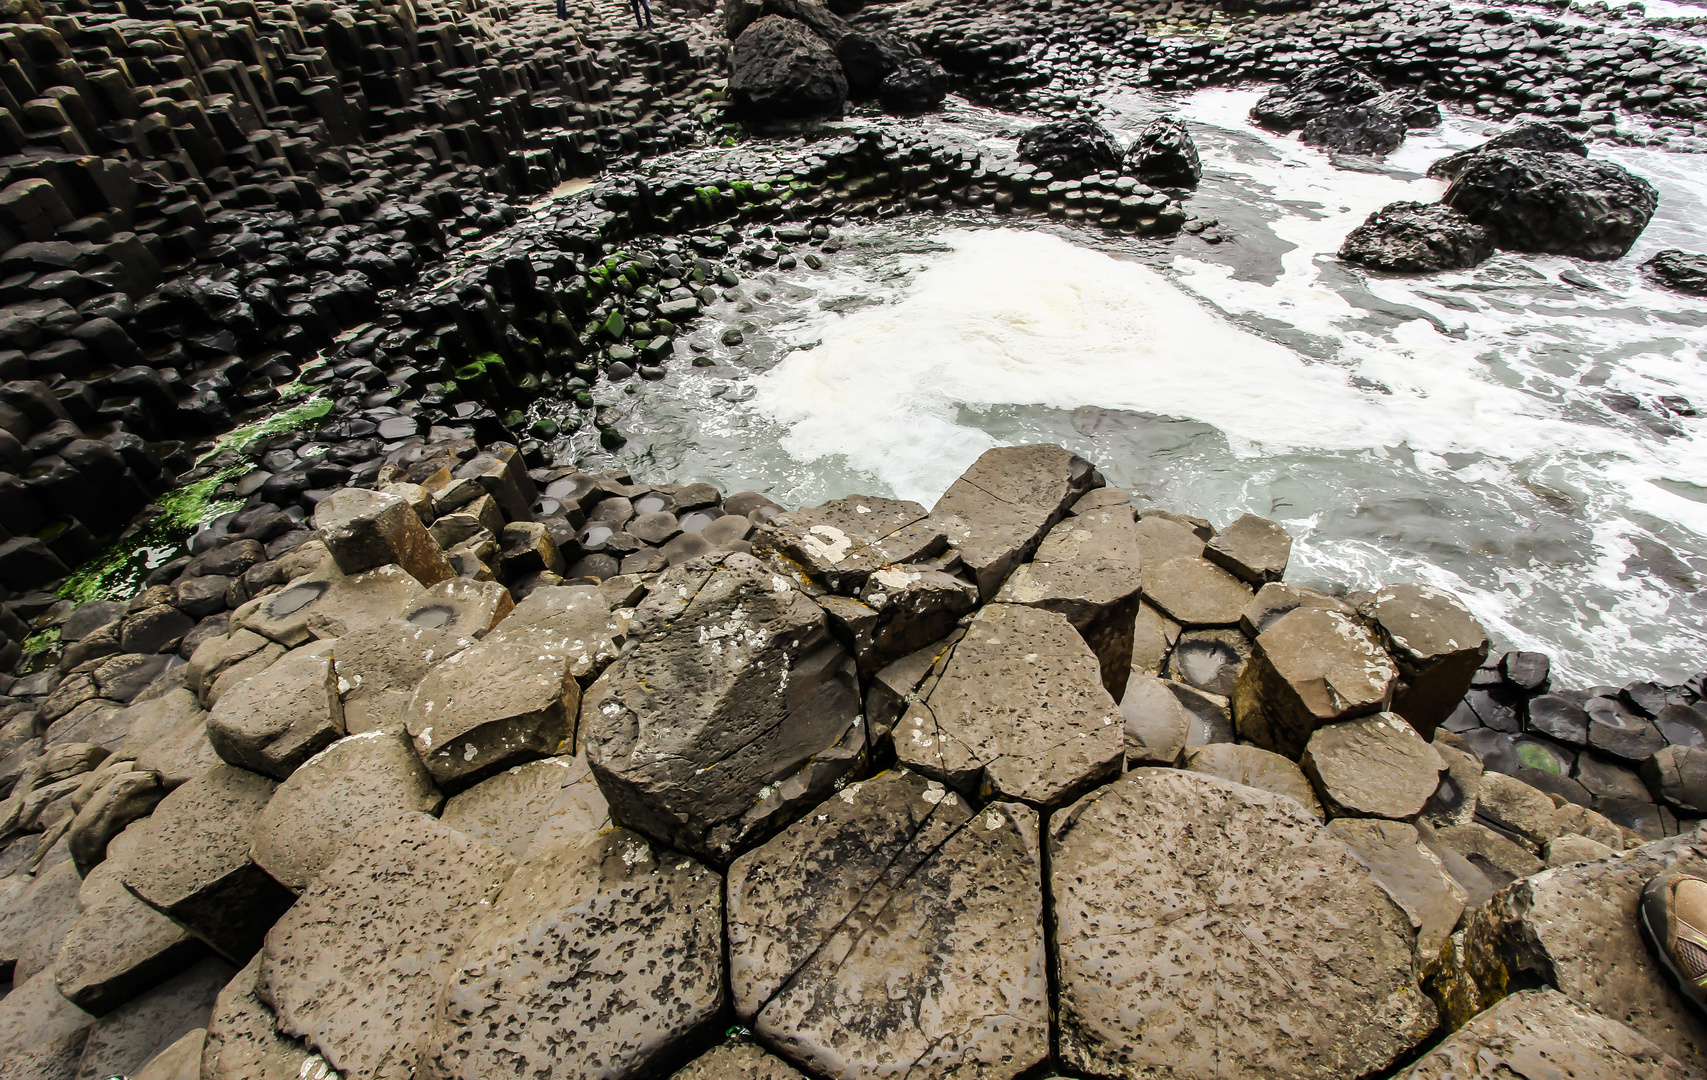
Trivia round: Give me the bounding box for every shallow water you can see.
[542,88,1707,688]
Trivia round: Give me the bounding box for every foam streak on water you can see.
[690,89,1707,688]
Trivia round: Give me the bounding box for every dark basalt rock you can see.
[1300,105,1407,156]
[1428,122,1589,181]
[1124,118,1201,187]
[878,57,949,115]
[1340,202,1494,273]
[1443,150,1658,261]
[836,28,920,96]
[730,16,848,122]
[1644,251,1707,297]
[1017,119,1123,179]
[1251,62,1383,132]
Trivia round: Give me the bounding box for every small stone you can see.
[1182,742,1323,818]
[314,488,452,587]
[1301,712,1446,820]
[1528,694,1590,746]
[1234,606,1398,758]
[669,1042,806,1080]
[206,648,344,780]
[260,813,515,1080]
[1203,512,1291,584]
[1545,833,1617,866]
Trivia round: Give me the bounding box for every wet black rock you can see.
[1301,106,1408,156]
[837,29,921,95]
[1442,150,1659,261]
[1428,123,1590,182]
[1017,119,1123,179]
[879,58,950,115]
[1251,63,1384,132]
[1644,251,1707,297]
[1340,202,1494,273]
[731,16,849,122]
[1124,119,1202,187]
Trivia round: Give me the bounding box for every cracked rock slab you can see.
[1141,556,1253,628]
[755,495,947,593]
[929,444,1097,599]
[1398,989,1695,1080]
[1327,817,1467,958]
[581,552,864,866]
[1234,606,1398,759]
[995,505,1143,698]
[1052,768,1436,1080]
[259,813,514,1080]
[895,602,1124,808]
[404,624,582,791]
[421,828,725,1080]
[1182,742,1323,818]
[1204,513,1292,585]
[727,768,1048,1080]
[201,953,335,1080]
[816,566,978,677]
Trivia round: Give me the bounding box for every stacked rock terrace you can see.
[0,441,1705,1079]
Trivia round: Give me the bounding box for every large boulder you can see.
[1124,118,1201,186]
[1340,202,1494,273]
[1442,149,1658,260]
[1427,121,1587,181]
[1399,988,1695,1080]
[421,828,725,1080]
[895,602,1124,808]
[929,444,1097,599]
[727,768,1048,1079]
[1251,63,1384,132]
[877,57,948,115]
[730,17,847,122]
[1017,119,1122,178]
[836,28,918,95]
[1644,250,1707,297]
[1234,605,1397,758]
[581,552,863,866]
[259,814,515,1080]
[1051,769,1436,1079]
[724,0,850,42]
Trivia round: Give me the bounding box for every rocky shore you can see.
[0,0,1701,1073]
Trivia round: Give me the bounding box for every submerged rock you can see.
[1340,201,1494,273]
[1442,149,1658,261]
[1644,250,1707,297]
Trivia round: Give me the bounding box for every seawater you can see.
[542,88,1707,688]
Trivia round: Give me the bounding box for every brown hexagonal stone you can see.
[121,765,291,965]
[1240,582,1355,638]
[439,754,609,859]
[120,688,220,788]
[756,495,947,593]
[1302,713,1446,821]
[1234,606,1398,759]
[251,732,443,892]
[1141,557,1252,628]
[1183,743,1323,818]
[670,1041,807,1080]
[314,488,452,587]
[928,444,1096,599]
[1327,817,1467,957]
[201,953,330,1080]
[816,568,978,677]
[995,506,1143,698]
[1120,674,1193,767]
[259,813,515,1080]
[1643,745,1707,814]
[1131,599,1181,680]
[1400,989,1696,1080]
[581,552,863,866]
[331,622,473,735]
[1360,584,1489,741]
[1439,830,1707,1070]
[401,578,513,639]
[235,565,422,648]
[421,828,725,1080]
[1132,515,1205,568]
[727,768,1048,1080]
[206,648,345,781]
[1204,513,1292,585]
[490,584,628,679]
[895,603,1123,808]
[0,970,95,1080]
[1051,769,1435,1080]
[405,624,581,791]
